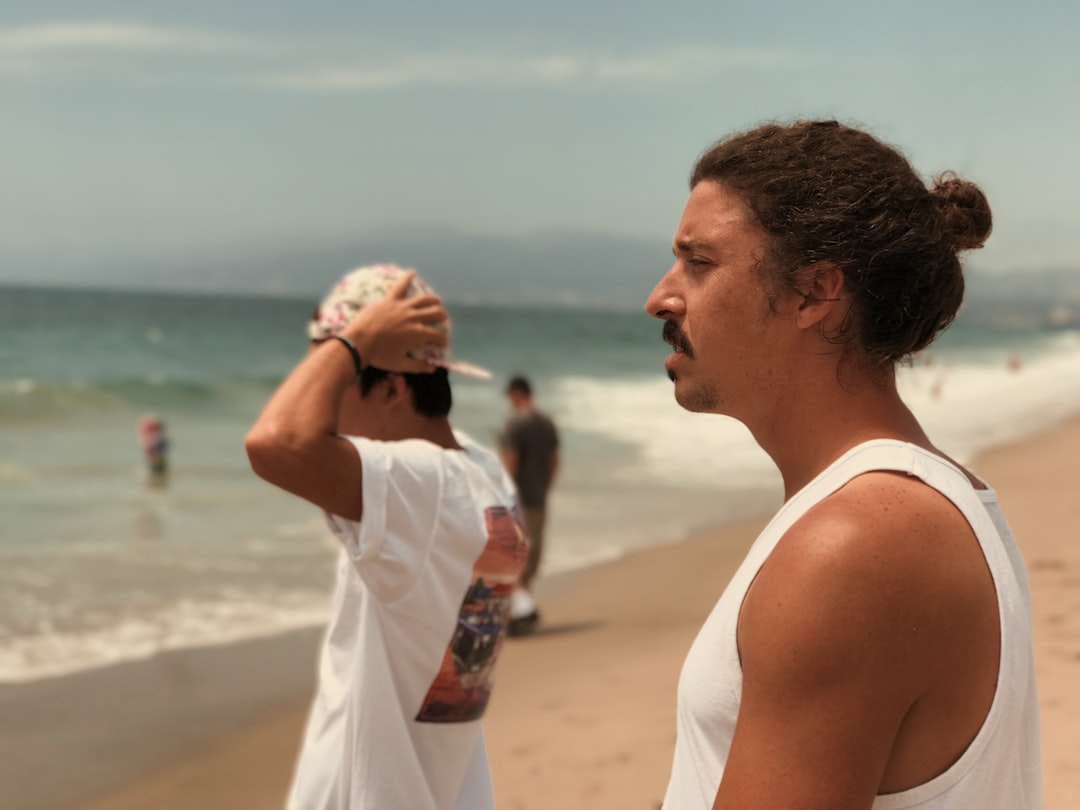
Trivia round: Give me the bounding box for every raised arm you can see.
[245,272,447,520]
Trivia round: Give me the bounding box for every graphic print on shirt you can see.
[416,505,529,723]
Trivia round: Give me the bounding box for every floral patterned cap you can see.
[306,263,492,379]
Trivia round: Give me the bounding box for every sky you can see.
[2,0,1079,297]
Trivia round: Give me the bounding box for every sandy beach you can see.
[7,416,1077,810]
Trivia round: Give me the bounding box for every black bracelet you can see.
[331,334,364,377]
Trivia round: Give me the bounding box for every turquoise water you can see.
[2,283,1078,682]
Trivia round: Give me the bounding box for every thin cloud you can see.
[0,23,794,91]
[261,46,794,92]
[0,21,250,55]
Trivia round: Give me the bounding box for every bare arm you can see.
[500,447,519,479]
[245,272,447,520]
[713,474,988,809]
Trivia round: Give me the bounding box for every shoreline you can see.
[5,413,1079,809]
[1,402,1072,690]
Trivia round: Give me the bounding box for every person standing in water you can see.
[137,414,169,487]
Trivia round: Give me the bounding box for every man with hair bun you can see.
[648,120,1040,809]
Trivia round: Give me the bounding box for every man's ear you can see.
[794,262,846,330]
[384,373,410,408]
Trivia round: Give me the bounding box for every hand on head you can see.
[341,271,449,373]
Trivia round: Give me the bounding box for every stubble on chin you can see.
[672,376,719,413]
[664,322,718,412]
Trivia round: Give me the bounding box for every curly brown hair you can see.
[691,120,992,368]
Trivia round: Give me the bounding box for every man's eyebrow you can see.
[673,238,712,254]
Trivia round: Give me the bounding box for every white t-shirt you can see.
[287,430,529,810]
[663,441,1041,809]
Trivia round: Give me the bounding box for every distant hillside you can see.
[3,227,1078,322]
[14,226,673,311]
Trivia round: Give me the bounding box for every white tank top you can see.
[662,440,1042,809]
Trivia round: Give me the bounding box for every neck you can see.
[746,366,932,500]
[338,404,461,450]
[405,416,461,450]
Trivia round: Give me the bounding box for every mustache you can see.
[662,320,693,358]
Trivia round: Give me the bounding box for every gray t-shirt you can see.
[500,410,559,508]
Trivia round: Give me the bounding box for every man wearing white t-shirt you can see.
[246,264,528,810]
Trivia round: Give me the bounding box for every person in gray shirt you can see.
[499,375,560,636]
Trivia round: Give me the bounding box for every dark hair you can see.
[506,375,532,397]
[691,120,992,368]
[359,366,452,417]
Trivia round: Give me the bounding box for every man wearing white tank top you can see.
[646,121,1041,809]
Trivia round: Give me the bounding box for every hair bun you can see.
[930,172,992,251]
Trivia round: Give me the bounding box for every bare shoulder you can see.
[728,469,1001,799]
[769,470,979,601]
[740,469,990,698]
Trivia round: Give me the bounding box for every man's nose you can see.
[645,265,684,320]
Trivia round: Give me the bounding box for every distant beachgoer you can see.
[648,120,1040,808]
[136,414,168,487]
[499,375,560,636]
[246,264,527,810]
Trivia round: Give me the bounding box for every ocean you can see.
[2,283,1079,684]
